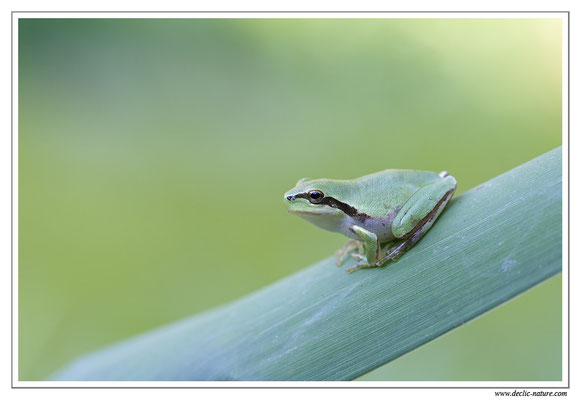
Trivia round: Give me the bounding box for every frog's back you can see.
[360,169,441,187]
[350,169,442,217]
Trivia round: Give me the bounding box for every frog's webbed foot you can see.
[347,261,377,273]
[335,240,363,266]
[378,244,405,264]
[347,241,399,273]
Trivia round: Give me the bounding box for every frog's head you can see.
[284,177,357,231]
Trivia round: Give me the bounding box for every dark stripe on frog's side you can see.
[291,193,370,222]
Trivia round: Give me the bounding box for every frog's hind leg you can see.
[377,176,456,264]
[378,223,430,265]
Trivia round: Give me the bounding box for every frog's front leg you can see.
[346,226,380,273]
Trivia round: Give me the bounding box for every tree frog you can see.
[284,170,457,273]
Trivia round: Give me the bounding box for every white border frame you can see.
[11,11,570,389]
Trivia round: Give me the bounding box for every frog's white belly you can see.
[340,215,397,243]
[293,210,396,243]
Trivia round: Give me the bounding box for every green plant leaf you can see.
[51,147,562,381]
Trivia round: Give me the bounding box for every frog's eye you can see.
[307,190,324,204]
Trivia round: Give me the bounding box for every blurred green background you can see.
[18,18,562,381]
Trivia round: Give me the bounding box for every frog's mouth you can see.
[288,208,336,216]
